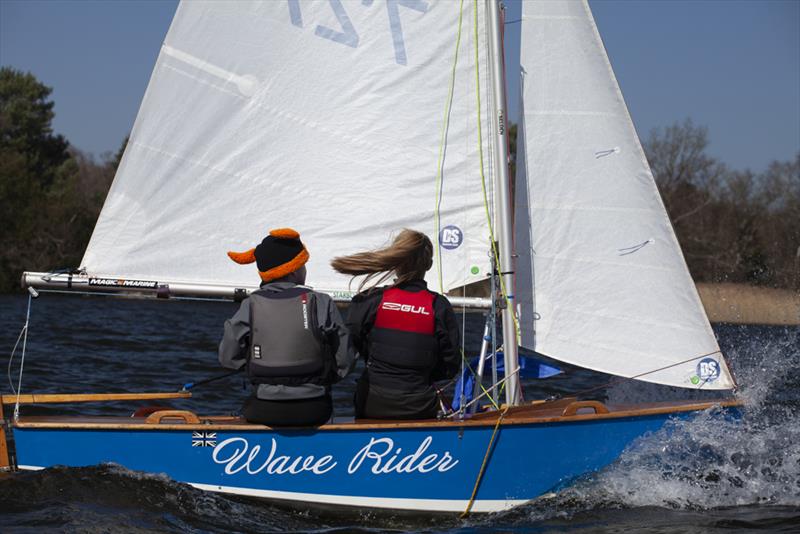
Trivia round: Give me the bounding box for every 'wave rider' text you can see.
[212,436,459,476]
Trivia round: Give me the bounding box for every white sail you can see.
[81,0,495,297]
[514,0,734,390]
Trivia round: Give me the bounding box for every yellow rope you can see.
[437,1,522,409]
[433,0,479,397]
[472,0,521,343]
[460,406,509,518]
[460,349,501,411]
[433,0,466,294]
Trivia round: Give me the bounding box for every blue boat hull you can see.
[11,405,730,513]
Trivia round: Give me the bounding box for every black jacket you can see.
[346,279,461,419]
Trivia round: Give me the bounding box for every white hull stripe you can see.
[17,466,525,513]
[190,482,525,513]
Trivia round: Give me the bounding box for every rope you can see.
[12,291,35,421]
[431,0,502,416]
[460,406,508,517]
[448,365,520,417]
[544,349,728,403]
[433,0,466,294]
[428,0,521,411]
[455,347,730,417]
[7,325,26,395]
[181,367,244,391]
[472,0,521,342]
[461,351,501,412]
[431,347,502,415]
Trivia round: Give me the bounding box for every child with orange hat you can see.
[219,228,354,426]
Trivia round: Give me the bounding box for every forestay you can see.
[514,0,734,389]
[82,0,495,298]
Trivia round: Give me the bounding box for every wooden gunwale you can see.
[13,398,742,431]
[1,392,191,405]
[0,402,10,469]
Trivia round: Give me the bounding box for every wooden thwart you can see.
[0,392,191,405]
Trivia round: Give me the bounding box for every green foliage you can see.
[0,68,71,187]
[0,68,117,292]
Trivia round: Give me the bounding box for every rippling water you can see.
[1,293,798,532]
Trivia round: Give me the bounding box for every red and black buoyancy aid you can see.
[367,287,438,377]
[247,287,332,386]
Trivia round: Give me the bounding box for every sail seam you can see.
[525,15,580,21]
[525,110,619,117]
[541,308,711,334]
[533,255,676,273]
[530,206,659,213]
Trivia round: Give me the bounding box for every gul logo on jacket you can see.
[381,302,430,315]
[374,288,434,335]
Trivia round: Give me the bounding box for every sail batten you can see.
[515,0,734,390]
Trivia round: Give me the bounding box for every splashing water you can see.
[497,325,800,525]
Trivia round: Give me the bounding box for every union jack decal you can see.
[192,431,217,447]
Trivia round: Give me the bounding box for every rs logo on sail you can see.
[381,302,430,315]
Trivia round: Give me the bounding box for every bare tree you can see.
[645,120,799,289]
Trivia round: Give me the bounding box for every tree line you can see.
[0,67,123,292]
[0,67,798,293]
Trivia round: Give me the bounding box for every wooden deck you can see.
[11,398,743,432]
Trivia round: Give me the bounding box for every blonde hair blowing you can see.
[331,229,433,292]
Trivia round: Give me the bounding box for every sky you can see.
[1,0,798,172]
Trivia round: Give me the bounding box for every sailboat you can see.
[2,0,740,514]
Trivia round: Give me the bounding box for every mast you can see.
[487,0,520,406]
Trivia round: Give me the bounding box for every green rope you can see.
[461,347,501,411]
[432,1,520,411]
[433,0,466,294]
[472,0,521,343]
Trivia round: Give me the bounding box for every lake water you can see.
[0,293,798,532]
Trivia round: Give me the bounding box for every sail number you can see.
[288,0,429,65]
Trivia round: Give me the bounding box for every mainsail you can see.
[80,0,495,297]
[514,0,734,390]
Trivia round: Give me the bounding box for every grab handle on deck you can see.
[561,400,609,417]
[145,410,201,424]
